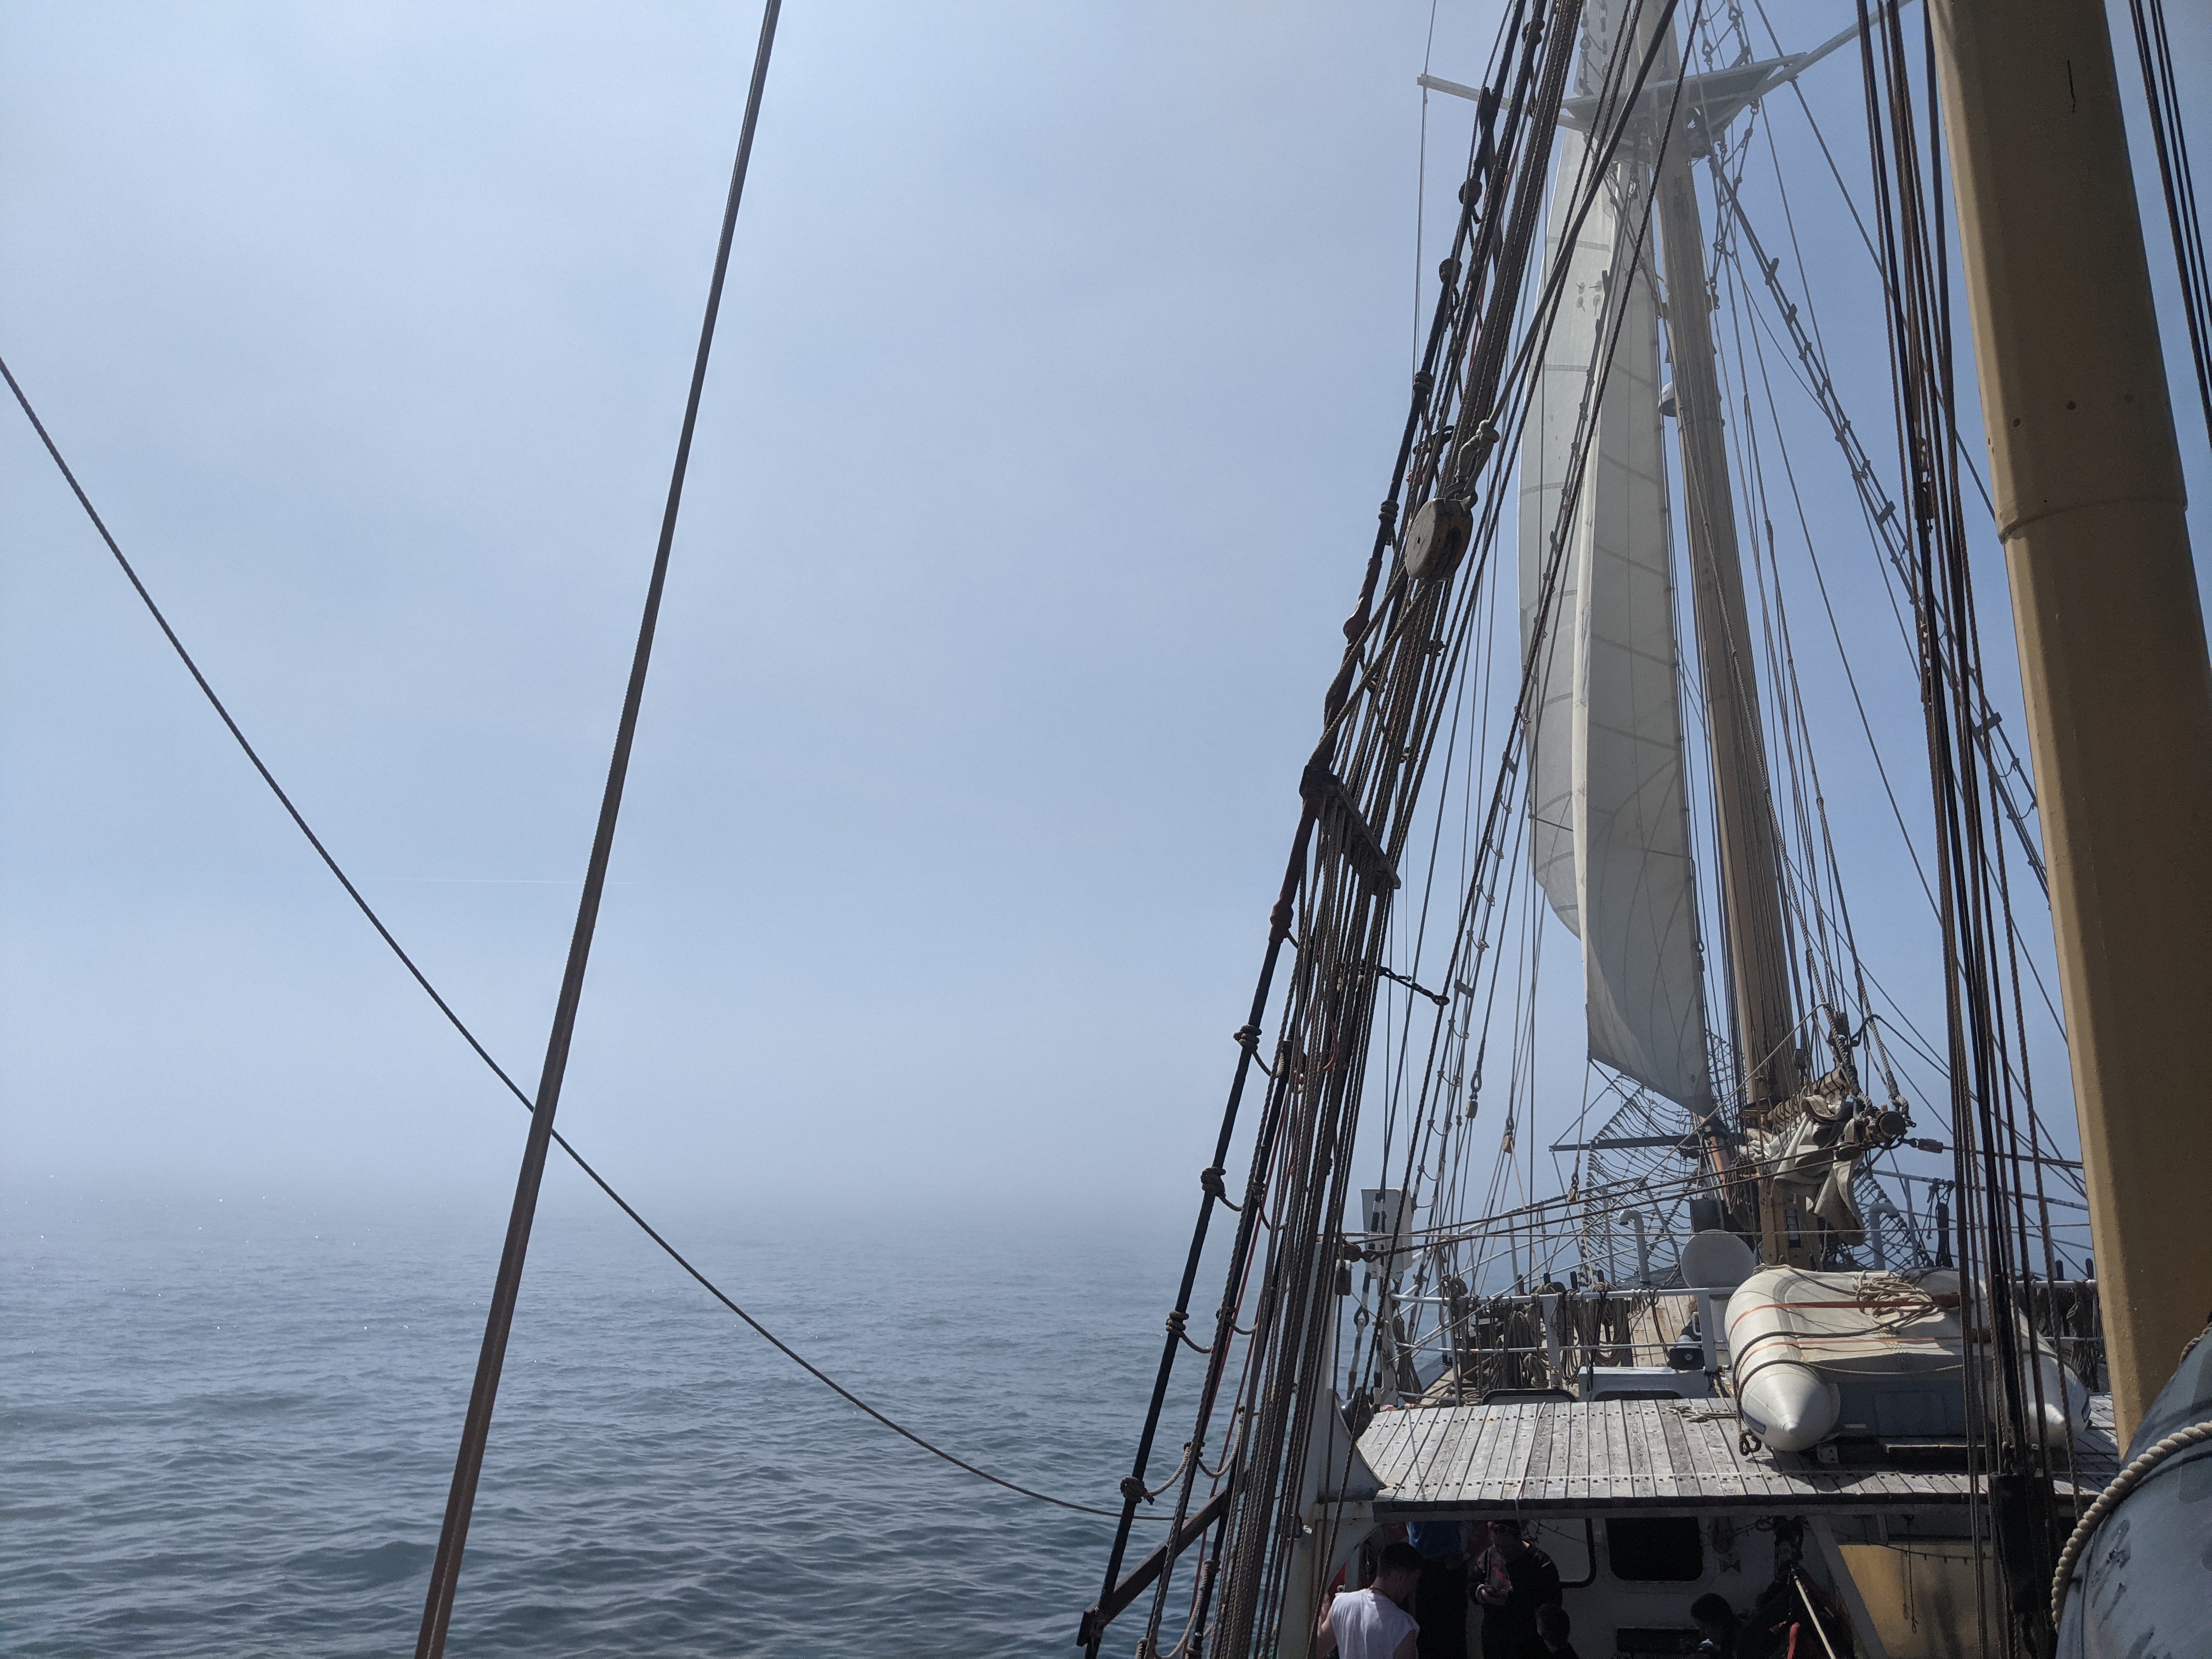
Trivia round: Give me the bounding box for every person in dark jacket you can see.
[1407,1520,1470,1659]
[1471,1520,1563,1659]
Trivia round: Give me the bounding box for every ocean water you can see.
[2,1189,1199,1657]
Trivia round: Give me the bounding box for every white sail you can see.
[1517,125,1712,1113]
[1520,130,1592,941]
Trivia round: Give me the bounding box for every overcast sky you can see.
[4,2,2207,1235]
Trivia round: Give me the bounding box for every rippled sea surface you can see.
[3,1189,1194,1656]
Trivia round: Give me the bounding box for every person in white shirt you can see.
[1316,1541,1425,1659]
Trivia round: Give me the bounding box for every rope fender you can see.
[2049,1417,2212,1628]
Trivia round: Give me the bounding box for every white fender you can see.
[1736,1359,1839,1451]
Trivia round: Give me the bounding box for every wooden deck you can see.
[1358,1397,2119,1516]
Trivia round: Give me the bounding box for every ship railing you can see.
[1374,1280,2109,1402]
[1373,1288,1724,1404]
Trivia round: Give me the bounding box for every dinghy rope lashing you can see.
[0,2,1134,1561]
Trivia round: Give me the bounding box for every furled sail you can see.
[1516,109,1712,1113]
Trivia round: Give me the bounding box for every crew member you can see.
[1471,1519,1562,1659]
[1317,1541,1424,1659]
[1408,1519,1470,1659]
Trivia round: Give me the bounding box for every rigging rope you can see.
[1087,7,1562,1645]
[1856,5,2077,1649]
[1104,5,1734,1650]
[4,382,1133,1532]
[1708,163,2049,898]
[2125,0,2212,448]
[0,44,1130,1539]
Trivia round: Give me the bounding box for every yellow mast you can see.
[1931,0,2212,1443]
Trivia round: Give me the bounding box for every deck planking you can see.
[1356,1397,2119,1515]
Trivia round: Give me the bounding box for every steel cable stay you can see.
[1088,4,1632,1642]
[1717,220,2074,1048]
[1299,0,1652,1485]
[1436,0,1713,1297]
[2125,0,2212,447]
[1685,95,2078,1199]
[1701,116,1962,1168]
[0,381,1136,1530]
[1718,363,1853,1053]
[1149,7,1728,1645]
[1709,160,2050,899]
[1364,30,1684,1399]
[1855,5,2085,1649]
[1201,13,1615,1638]
[1330,0,2090,1430]
[1733,284,1946,919]
[1367,564,1494,1188]
[1342,0,1707,1375]
[1678,2,2054,915]
[1367,189,1617,1329]
[0,15,1144,1538]
[1090,10,1576,1605]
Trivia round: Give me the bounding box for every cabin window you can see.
[1527,1519,1596,1587]
[1605,1517,1703,1582]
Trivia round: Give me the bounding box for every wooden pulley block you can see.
[1403,495,1472,581]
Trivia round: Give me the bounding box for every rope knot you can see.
[1200,1166,1227,1201]
[1121,1475,1149,1504]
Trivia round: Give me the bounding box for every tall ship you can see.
[11,1,2209,1655]
[1075,2,2212,1656]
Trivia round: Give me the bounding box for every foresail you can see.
[1518,124,1713,1113]
[1518,130,1599,940]
[1575,177,1711,1114]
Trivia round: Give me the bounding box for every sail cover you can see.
[1516,120,1713,1114]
